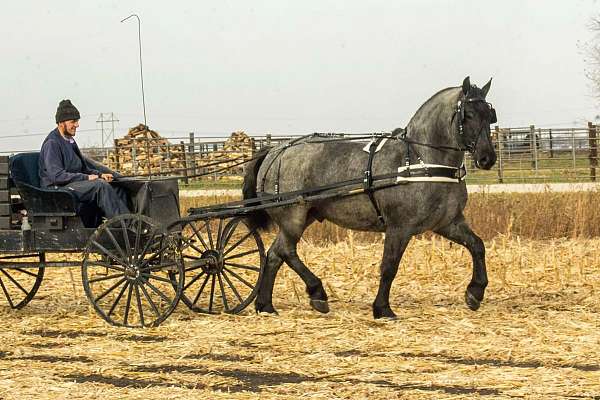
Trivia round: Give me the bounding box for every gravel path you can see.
[180,182,600,197]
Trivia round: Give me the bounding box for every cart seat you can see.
[10,152,102,227]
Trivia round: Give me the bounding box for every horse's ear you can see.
[481,77,492,98]
[462,76,471,95]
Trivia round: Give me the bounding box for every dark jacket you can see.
[39,128,100,188]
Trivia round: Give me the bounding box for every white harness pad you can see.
[396,163,467,183]
[362,138,388,154]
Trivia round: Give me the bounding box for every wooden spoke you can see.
[139,283,161,318]
[0,254,45,310]
[192,274,211,306]
[189,222,210,251]
[135,283,145,327]
[223,261,261,272]
[221,269,244,303]
[223,230,254,257]
[205,220,215,250]
[225,248,260,261]
[123,283,134,326]
[88,273,124,284]
[104,224,128,263]
[183,271,206,291]
[0,278,14,308]
[107,281,129,317]
[217,273,229,311]
[208,275,216,313]
[0,269,30,296]
[223,267,254,289]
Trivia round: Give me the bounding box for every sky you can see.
[1,0,599,152]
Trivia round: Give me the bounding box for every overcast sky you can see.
[1,0,599,151]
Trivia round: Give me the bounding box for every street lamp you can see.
[121,14,147,127]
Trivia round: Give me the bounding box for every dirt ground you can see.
[0,236,599,399]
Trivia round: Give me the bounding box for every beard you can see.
[61,123,76,137]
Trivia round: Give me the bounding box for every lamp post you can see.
[121,14,147,127]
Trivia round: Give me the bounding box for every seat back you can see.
[9,152,41,187]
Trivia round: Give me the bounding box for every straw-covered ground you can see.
[1,232,599,399]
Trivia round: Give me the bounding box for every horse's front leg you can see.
[372,228,412,319]
[435,216,488,311]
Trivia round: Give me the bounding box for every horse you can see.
[242,76,497,319]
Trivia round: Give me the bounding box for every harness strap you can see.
[364,137,385,225]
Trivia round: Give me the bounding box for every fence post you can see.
[589,122,598,182]
[189,132,196,179]
[530,125,538,171]
[144,138,151,176]
[496,126,503,183]
[548,128,554,158]
[266,133,272,147]
[571,128,577,169]
[181,140,189,184]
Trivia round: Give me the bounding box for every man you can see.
[39,99,130,219]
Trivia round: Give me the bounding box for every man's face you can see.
[60,119,79,137]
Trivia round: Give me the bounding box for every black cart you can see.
[0,152,266,328]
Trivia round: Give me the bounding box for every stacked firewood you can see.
[103,124,186,175]
[197,131,255,179]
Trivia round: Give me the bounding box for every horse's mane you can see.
[402,84,486,132]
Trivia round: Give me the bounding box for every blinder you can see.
[489,104,497,124]
[456,98,497,129]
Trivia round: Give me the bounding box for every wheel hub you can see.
[200,249,223,275]
[125,264,139,280]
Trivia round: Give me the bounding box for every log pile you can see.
[196,131,254,179]
[103,124,186,175]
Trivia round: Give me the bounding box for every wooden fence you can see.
[82,124,600,185]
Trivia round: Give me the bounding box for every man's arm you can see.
[40,140,88,186]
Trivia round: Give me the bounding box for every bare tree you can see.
[584,17,600,101]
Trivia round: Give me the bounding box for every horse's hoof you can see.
[255,303,278,315]
[373,307,397,320]
[309,299,330,314]
[465,290,481,311]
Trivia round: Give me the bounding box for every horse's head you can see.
[455,76,497,170]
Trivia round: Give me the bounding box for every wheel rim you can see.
[82,214,183,328]
[176,216,264,314]
[0,253,45,310]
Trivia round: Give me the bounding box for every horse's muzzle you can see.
[475,152,497,170]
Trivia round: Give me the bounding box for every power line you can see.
[0,128,101,139]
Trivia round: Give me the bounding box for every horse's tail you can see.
[243,147,272,231]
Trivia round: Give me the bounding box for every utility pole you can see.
[97,113,119,156]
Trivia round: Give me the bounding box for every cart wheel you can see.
[0,253,45,309]
[174,216,265,314]
[82,214,184,328]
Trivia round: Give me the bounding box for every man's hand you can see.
[100,173,114,182]
[88,174,99,181]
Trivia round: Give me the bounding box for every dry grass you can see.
[1,235,599,399]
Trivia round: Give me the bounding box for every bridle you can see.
[398,92,497,155]
[453,92,497,153]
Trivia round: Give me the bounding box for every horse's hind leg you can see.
[435,216,488,311]
[255,220,329,314]
[373,228,412,319]
[255,234,286,314]
[281,234,329,314]
[256,209,329,314]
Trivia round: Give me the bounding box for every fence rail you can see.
[6,124,600,185]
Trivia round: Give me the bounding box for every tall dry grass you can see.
[180,190,600,244]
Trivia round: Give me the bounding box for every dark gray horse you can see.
[243,76,497,319]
